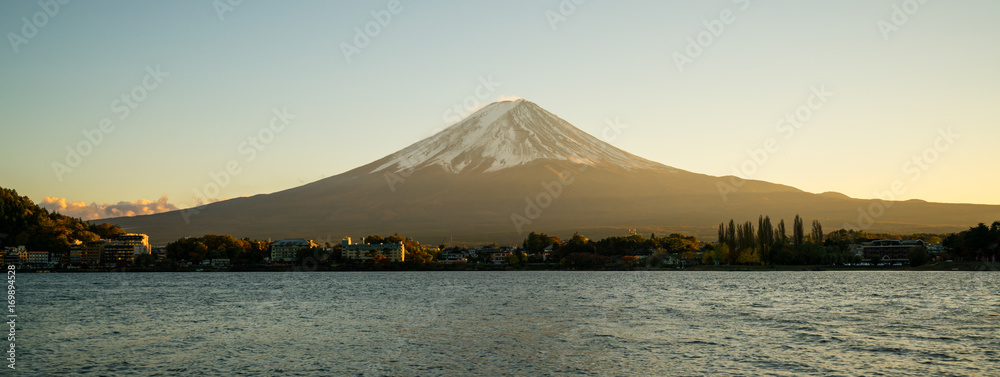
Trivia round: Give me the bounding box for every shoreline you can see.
[15,261,997,273]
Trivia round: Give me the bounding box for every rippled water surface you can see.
[17,271,1000,376]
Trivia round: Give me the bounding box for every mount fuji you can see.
[108,99,998,244]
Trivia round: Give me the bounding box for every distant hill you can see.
[105,99,1000,245]
[0,188,123,252]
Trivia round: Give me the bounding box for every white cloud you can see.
[40,195,179,220]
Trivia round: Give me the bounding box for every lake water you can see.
[15,271,1000,376]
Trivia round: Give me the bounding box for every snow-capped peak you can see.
[371,99,663,174]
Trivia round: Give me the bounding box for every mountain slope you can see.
[105,100,999,244]
[371,99,668,174]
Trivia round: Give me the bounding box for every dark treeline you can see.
[162,235,270,268]
[714,215,1000,266]
[942,222,1000,262]
[162,233,438,269]
[519,231,702,268]
[0,188,124,253]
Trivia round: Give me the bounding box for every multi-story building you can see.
[270,239,318,262]
[64,233,151,267]
[490,251,509,264]
[116,233,151,255]
[70,240,108,266]
[101,243,136,266]
[438,250,468,264]
[342,237,405,262]
[69,246,82,265]
[27,251,49,266]
[862,239,926,264]
[3,246,25,266]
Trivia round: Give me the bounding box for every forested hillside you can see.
[0,187,123,253]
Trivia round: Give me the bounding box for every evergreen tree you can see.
[775,219,787,248]
[793,215,804,250]
[726,220,737,254]
[811,220,824,244]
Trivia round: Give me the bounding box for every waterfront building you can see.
[27,251,49,266]
[101,243,136,266]
[862,239,926,264]
[3,246,25,266]
[491,251,508,264]
[270,239,318,262]
[341,237,405,262]
[116,233,151,255]
[71,240,107,266]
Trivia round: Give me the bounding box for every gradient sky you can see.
[2,0,998,219]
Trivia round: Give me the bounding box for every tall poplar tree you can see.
[793,215,804,250]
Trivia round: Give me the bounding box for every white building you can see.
[342,237,405,262]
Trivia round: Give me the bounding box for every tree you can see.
[793,215,804,250]
[134,253,157,268]
[811,220,824,244]
[713,244,729,265]
[726,220,737,253]
[757,216,773,252]
[908,247,930,267]
[775,219,787,247]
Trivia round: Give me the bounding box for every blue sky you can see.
[2,0,998,219]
